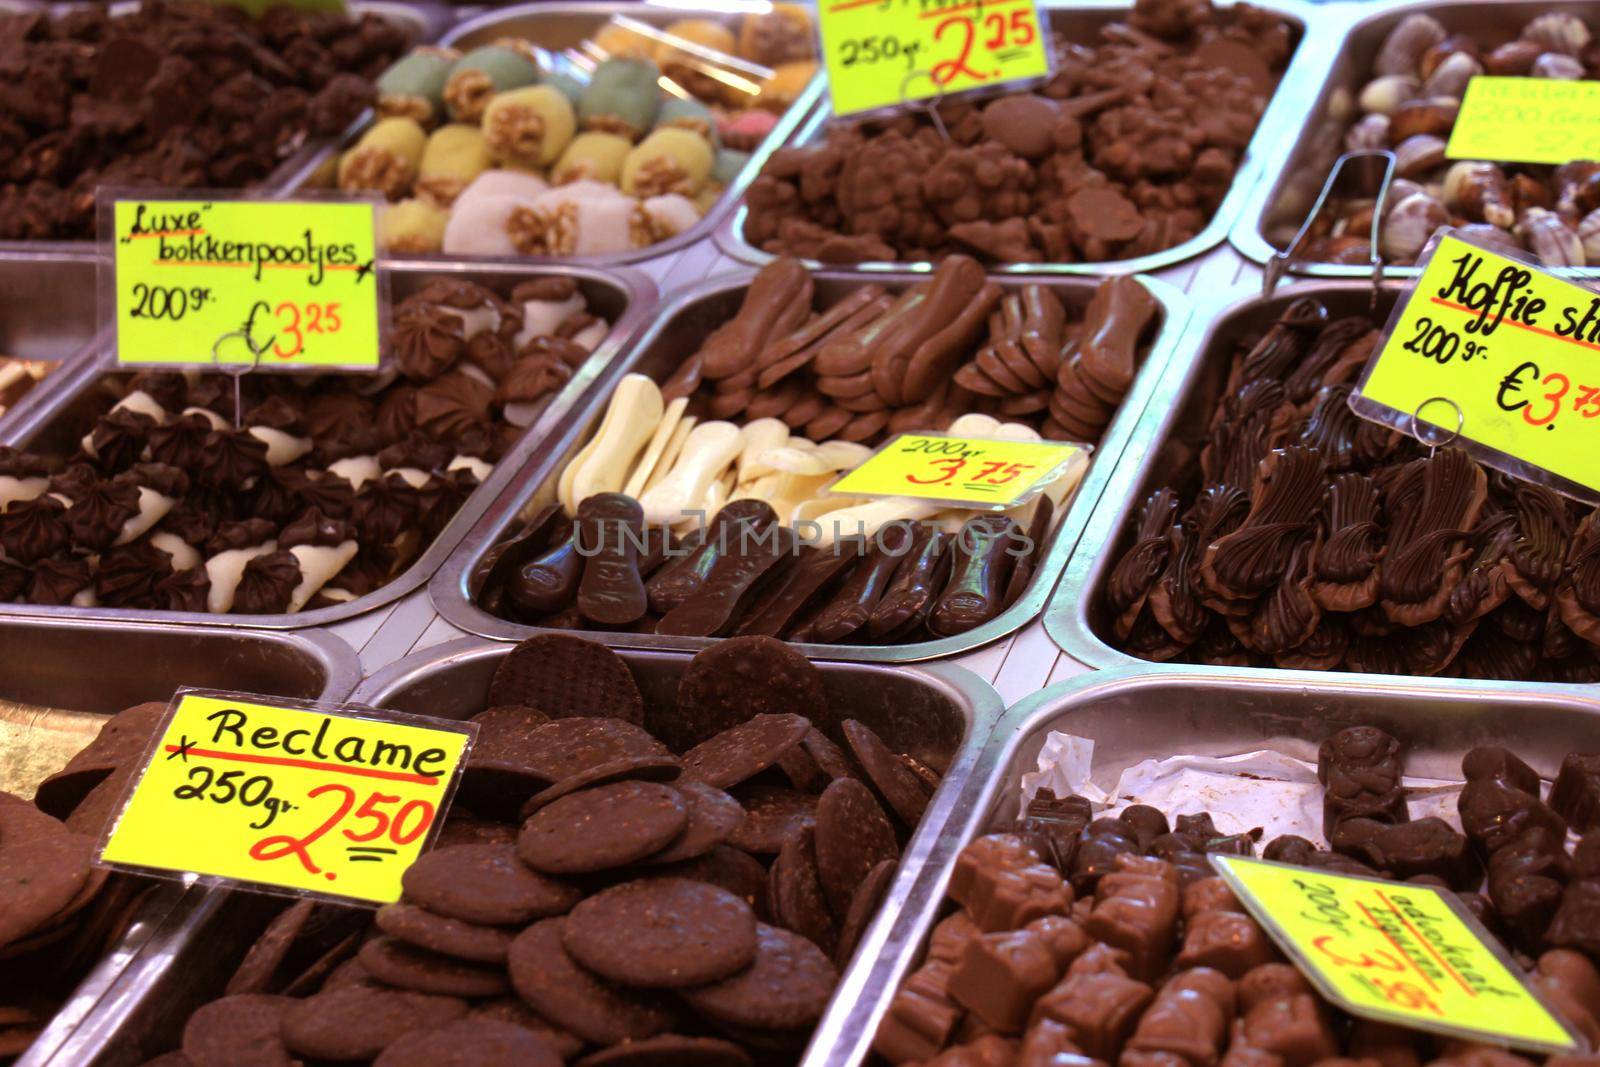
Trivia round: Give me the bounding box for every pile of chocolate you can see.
[1,702,173,1060]
[1298,11,1600,267]
[477,493,1056,643]
[131,635,942,1066]
[743,0,1293,264]
[875,725,1600,1065]
[0,277,610,615]
[1103,297,1600,680]
[0,1,411,241]
[660,258,1160,444]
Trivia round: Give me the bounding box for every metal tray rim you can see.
[827,658,1600,1067]
[0,258,658,632]
[711,0,1329,277]
[39,635,1007,1067]
[267,0,828,271]
[0,250,113,442]
[1225,0,1600,279]
[13,618,363,1067]
[1042,276,1600,690]
[425,265,1192,663]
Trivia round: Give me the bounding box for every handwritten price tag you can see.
[1353,232,1600,502]
[99,691,472,906]
[1446,77,1600,166]
[1212,856,1581,1054]
[827,433,1084,508]
[817,0,1051,117]
[106,195,383,370]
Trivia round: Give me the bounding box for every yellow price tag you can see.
[1354,232,1600,501]
[1446,77,1600,166]
[1212,856,1581,1054]
[108,196,382,370]
[99,692,473,906]
[827,433,1084,507]
[817,0,1051,117]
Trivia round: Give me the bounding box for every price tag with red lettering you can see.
[101,191,385,371]
[1212,856,1584,1054]
[817,0,1051,117]
[827,432,1087,509]
[97,691,473,906]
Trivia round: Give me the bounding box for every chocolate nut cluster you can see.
[1102,297,1600,681]
[1299,11,1600,267]
[743,0,1294,265]
[0,702,170,1061]
[0,276,610,615]
[874,724,1600,1066]
[128,634,944,1067]
[0,1,412,241]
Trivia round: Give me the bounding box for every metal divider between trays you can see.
[425,265,1193,663]
[30,636,1007,1067]
[712,0,1330,277]
[0,259,658,632]
[11,619,363,1067]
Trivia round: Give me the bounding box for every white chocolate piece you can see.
[454,305,502,341]
[352,368,400,397]
[183,407,230,430]
[761,445,832,477]
[621,396,689,499]
[47,493,71,507]
[113,488,175,546]
[764,471,832,527]
[790,495,856,525]
[729,471,781,504]
[288,540,360,612]
[328,456,381,489]
[990,421,1041,442]
[0,476,47,510]
[946,413,1002,437]
[644,415,696,494]
[318,587,357,604]
[458,362,497,391]
[71,587,98,608]
[112,389,167,422]
[248,426,314,466]
[149,531,200,571]
[636,420,743,526]
[641,194,700,239]
[560,374,663,514]
[205,541,276,614]
[702,472,729,518]
[809,498,941,547]
[811,440,873,471]
[572,320,608,352]
[514,294,586,350]
[387,467,431,489]
[78,432,98,460]
[735,418,788,485]
[448,456,494,481]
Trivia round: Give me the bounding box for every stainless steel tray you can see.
[281,1,828,269]
[1229,0,1595,279]
[0,1,451,258]
[713,0,1324,277]
[833,662,1600,1067]
[43,636,1005,1067]
[1043,278,1600,691]
[0,253,102,438]
[4,616,361,1067]
[0,259,657,631]
[428,268,1191,662]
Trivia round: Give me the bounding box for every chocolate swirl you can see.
[1311,473,1384,614]
[280,507,354,550]
[207,518,276,555]
[90,408,157,472]
[393,302,465,381]
[1251,537,1319,654]
[196,428,270,490]
[157,566,211,613]
[415,372,493,444]
[1282,317,1375,403]
[1149,523,1205,646]
[148,413,217,470]
[1276,615,1349,671]
[1503,484,1573,607]
[95,540,175,608]
[233,550,301,614]
[66,479,140,552]
[0,446,49,479]
[244,395,304,434]
[350,474,416,544]
[1445,511,1518,627]
[1106,487,1179,636]
[1297,385,1365,471]
[0,556,26,601]
[1200,446,1325,600]
[126,373,188,412]
[1379,449,1485,625]
[29,553,91,605]
[1232,298,1327,388]
[0,493,68,564]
